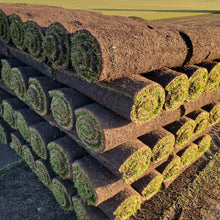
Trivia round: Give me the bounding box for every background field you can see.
[1,0,220,20]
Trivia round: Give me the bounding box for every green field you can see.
[1,0,220,20]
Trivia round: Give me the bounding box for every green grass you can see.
[1,0,219,20]
[180,143,198,167]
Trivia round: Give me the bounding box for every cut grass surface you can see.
[50,177,75,211]
[8,14,25,49]
[179,143,198,167]
[43,22,69,69]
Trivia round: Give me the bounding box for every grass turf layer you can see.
[75,110,104,151]
[2,101,16,129]
[205,63,220,92]
[119,146,151,183]
[23,21,45,61]
[131,83,165,123]
[209,104,220,125]
[0,120,9,144]
[72,197,88,220]
[34,159,53,188]
[43,22,69,69]
[72,163,97,205]
[195,134,212,156]
[51,177,74,211]
[0,9,10,43]
[8,14,24,49]
[180,143,198,167]
[1,59,14,88]
[22,144,36,170]
[162,157,182,182]
[10,132,25,157]
[70,30,101,81]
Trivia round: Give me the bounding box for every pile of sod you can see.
[8,14,25,49]
[0,9,10,43]
[132,170,164,201]
[10,131,25,157]
[21,144,37,170]
[194,134,212,156]
[146,68,189,110]
[139,128,175,163]
[49,88,92,130]
[26,76,61,115]
[43,22,69,69]
[0,89,12,116]
[48,136,87,180]
[29,121,64,160]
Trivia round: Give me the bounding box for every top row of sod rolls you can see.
[1,10,220,82]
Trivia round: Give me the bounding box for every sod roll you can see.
[1,58,23,87]
[10,131,26,157]
[101,139,152,183]
[51,177,76,211]
[203,102,220,125]
[10,66,41,99]
[145,68,189,110]
[139,128,175,163]
[15,108,43,142]
[22,144,37,170]
[26,76,62,115]
[48,135,87,180]
[72,195,109,220]
[49,87,92,130]
[194,134,212,156]
[158,156,182,183]
[175,65,208,101]
[43,22,69,69]
[178,143,198,167]
[0,118,13,144]
[23,21,45,61]
[72,155,126,206]
[98,186,141,220]
[70,26,188,82]
[8,14,25,49]
[199,62,220,92]
[187,109,209,134]
[164,116,196,148]
[2,97,27,129]
[0,89,12,116]
[34,159,55,188]
[0,9,10,43]
[30,121,64,160]
[132,170,163,200]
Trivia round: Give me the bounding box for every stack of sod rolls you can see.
[0,6,219,220]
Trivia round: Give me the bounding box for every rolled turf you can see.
[145,68,189,110]
[164,116,196,148]
[2,97,27,129]
[159,156,182,183]
[43,22,69,69]
[175,65,208,101]
[98,186,141,220]
[194,134,212,156]
[70,27,188,82]
[72,195,109,220]
[10,66,41,99]
[187,109,210,134]
[0,9,10,43]
[48,135,87,180]
[49,87,92,130]
[10,131,26,157]
[0,118,13,144]
[139,128,175,163]
[101,139,152,183]
[8,14,25,49]
[34,159,55,188]
[178,143,198,167]
[132,170,164,200]
[72,155,126,206]
[50,177,76,211]
[14,108,43,142]
[203,102,220,125]
[26,76,62,115]
[0,89,12,116]
[29,120,64,160]
[23,21,46,62]
[22,144,37,170]
[1,58,23,88]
